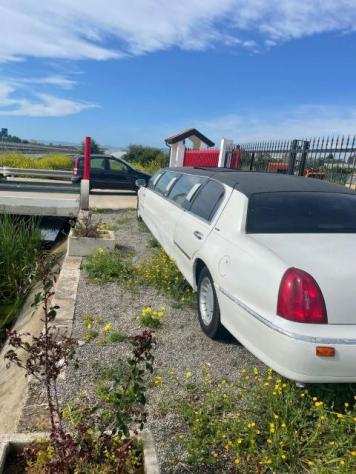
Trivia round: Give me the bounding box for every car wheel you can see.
[197,267,225,339]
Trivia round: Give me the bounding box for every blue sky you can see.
[1,1,356,147]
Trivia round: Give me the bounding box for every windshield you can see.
[247,192,356,233]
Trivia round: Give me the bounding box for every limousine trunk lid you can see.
[251,233,356,325]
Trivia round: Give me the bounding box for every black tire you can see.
[197,267,225,339]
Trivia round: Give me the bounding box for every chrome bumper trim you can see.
[218,287,356,345]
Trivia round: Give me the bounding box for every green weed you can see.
[84,248,135,284]
[174,368,356,473]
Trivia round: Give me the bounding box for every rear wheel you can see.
[197,267,225,339]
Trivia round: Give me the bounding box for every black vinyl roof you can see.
[167,167,355,197]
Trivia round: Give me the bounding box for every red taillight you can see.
[277,268,327,324]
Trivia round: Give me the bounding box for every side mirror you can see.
[135,178,147,188]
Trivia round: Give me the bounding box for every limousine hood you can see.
[251,234,356,325]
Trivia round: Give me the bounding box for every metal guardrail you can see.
[0,140,80,154]
[0,167,72,180]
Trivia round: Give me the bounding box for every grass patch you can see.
[136,248,194,305]
[0,152,72,170]
[84,245,194,306]
[0,215,41,338]
[173,368,356,473]
[83,248,135,284]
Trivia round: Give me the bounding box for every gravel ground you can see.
[19,209,262,472]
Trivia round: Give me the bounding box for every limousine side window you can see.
[148,171,164,190]
[189,180,225,222]
[155,171,181,196]
[168,174,206,207]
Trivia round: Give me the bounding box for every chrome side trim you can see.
[174,241,191,260]
[218,287,356,345]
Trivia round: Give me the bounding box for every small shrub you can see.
[137,249,194,305]
[84,248,135,284]
[72,212,110,238]
[140,306,165,328]
[134,156,166,174]
[176,368,356,472]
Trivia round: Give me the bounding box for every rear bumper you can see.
[218,287,356,383]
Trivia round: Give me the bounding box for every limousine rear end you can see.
[137,168,356,383]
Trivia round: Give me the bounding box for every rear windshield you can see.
[247,192,356,233]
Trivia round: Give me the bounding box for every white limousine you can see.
[137,168,356,383]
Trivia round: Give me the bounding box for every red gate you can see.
[183,148,220,167]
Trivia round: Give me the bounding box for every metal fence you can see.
[236,135,356,189]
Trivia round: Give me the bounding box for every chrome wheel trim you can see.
[199,276,215,326]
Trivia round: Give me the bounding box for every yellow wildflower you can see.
[103,323,113,333]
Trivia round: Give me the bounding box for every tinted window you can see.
[155,171,180,196]
[247,192,356,233]
[90,158,106,170]
[189,180,225,221]
[108,158,129,172]
[168,174,206,207]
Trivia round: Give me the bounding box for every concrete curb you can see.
[50,254,82,335]
[141,429,161,474]
[0,431,160,473]
[67,229,115,257]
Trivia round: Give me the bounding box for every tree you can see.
[81,138,104,154]
[123,144,169,167]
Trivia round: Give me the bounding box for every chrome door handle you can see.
[193,231,203,240]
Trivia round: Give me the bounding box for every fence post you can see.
[80,136,91,210]
[288,139,299,175]
[249,152,255,171]
[298,140,310,176]
[218,138,233,167]
[169,142,185,167]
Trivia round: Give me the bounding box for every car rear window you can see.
[189,180,225,222]
[168,174,206,207]
[247,192,356,233]
[155,171,180,196]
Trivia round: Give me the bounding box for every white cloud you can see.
[197,105,356,143]
[1,1,356,62]
[24,75,77,89]
[0,80,96,117]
